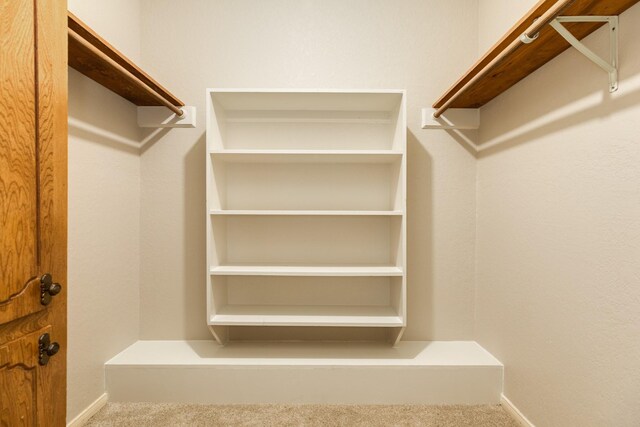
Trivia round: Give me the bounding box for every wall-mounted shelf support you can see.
[137,106,197,128]
[421,108,479,130]
[549,16,619,92]
[427,0,639,127]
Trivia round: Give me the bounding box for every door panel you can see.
[0,367,36,426]
[0,0,67,425]
[0,326,53,427]
[0,0,38,305]
[0,279,42,325]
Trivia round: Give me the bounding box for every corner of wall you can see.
[66,0,145,422]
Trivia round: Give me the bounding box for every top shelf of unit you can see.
[209,150,403,163]
[433,0,640,109]
[209,89,405,112]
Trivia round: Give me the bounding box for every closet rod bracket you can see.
[138,106,197,128]
[520,32,539,44]
[421,108,480,130]
[549,16,619,92]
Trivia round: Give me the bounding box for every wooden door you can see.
[0,0,67,425]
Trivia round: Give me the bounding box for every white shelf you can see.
[208,89,405,112]
[210,210,403,216]
[209,265,403,277]
[209,305,403,327]
[210,150,403,163]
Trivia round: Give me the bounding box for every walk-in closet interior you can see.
[1,1,639,426]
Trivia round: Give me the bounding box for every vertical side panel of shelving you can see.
[209,158,226,210]
[206,91,213,335]
[206,90,228,343]
[401,92,408,329]
[394,91,407,344]
[207,92,227,151]
[392,98,405,152]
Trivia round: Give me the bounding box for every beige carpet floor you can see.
[86,403,519,426]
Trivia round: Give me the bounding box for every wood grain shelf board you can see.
[68,11,184,107]
[433,0,640,109]
[209,265,404,277]
[209,305,403,327]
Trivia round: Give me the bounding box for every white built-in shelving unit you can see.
[206,89,406,344]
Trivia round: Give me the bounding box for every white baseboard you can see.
[67,393,108,427]
[501,394,534,427]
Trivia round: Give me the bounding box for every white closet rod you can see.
[433,0,575,119]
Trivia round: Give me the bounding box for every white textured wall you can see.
[477,0,534,53]
[476,2,640,426]
[138,0,479,340]
[67,0,142,421]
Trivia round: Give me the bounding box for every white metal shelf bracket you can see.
[550,16,619,92]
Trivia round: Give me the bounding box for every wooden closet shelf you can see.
[68,11,184,108]
[433,0,640,110]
